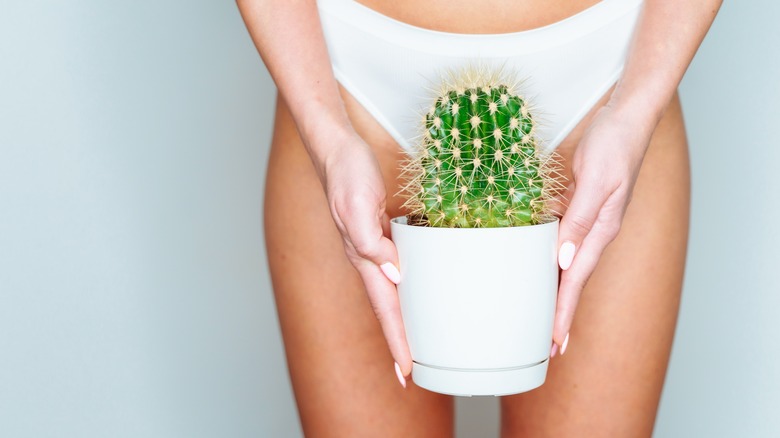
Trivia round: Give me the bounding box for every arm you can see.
[236,0,412,384]
[234,0,350,173]
[612,0,723,129]
[552,0,723,354]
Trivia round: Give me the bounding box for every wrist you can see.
[296,107,357,176]
[608,78,676,137]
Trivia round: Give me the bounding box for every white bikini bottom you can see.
[316,0,644,154]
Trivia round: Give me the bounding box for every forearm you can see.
[235,0,353,171]
[610,0,723,132]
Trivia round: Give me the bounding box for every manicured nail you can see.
[394,361,406,388]
[380,263,401,284]
[558,241,576,270]
[561,333,570,355]
[550,342,558,358]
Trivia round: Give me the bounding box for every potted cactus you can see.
[390,65,563,397]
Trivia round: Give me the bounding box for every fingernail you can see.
[550,342,558,358]
[558,241,576,270]
[394,361,406,389]
[380,262,401,284]
[561,333,570,355]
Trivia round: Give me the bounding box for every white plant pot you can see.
[390,216,559,397]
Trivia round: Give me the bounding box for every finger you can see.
[556,179,610,271]
[341,198,400,284]
[381,211,392,240]
[553,214,621,352]
[352,257,413,378]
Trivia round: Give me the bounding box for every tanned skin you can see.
[237,0,721,435]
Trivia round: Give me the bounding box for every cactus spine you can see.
[399,66,563,228]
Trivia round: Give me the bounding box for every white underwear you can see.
[316,0,644,153]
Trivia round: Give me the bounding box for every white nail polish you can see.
[380,262,401,284]
[558,241,576,270]
[561,333,570,355]
[394,361,406,388]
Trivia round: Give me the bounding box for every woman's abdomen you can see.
[355,0,601,34]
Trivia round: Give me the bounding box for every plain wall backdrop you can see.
[1,1,777,437]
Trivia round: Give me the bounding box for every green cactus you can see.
[399,66,563,228]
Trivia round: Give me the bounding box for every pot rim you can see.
[390,215,560,232]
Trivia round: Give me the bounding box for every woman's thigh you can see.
[264,89,454,437]
[500,93,691,437]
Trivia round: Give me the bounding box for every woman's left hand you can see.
[551,101,656,356]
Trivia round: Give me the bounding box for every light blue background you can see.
[1,1,777,436]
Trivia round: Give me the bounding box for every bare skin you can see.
[499,91,690,437]
[267,83,687,437]
[266,87,456,438]
[240,0,718,435]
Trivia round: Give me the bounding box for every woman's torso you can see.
[266,0,686,249]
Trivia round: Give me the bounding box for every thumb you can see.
[377,213,401,285]
[343,208,400,284]
[381,211,392,240]
[551,179,610,354]
[556,181,609,271]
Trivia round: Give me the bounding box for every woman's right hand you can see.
[316,128,412,388]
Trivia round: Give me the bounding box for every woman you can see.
[237,0,721,435]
